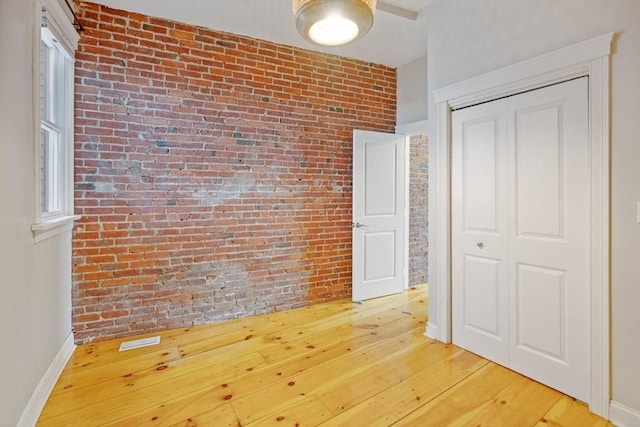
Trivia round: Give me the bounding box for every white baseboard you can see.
[425,321,438,340]
[610,401,640,427]
[16,332,76,427]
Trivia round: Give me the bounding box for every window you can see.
[40,28,66,216]
[32,0,80,242]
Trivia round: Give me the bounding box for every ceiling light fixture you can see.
[293,0,377,47]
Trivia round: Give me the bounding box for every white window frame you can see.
[31,0,80,242]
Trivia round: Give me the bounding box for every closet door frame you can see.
[428,33,613,418]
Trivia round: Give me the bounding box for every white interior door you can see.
[507,78,589,401]
[452,99,510,366]
[352,130,406,302]
[452,78,590,401]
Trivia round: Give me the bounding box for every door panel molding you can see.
[514,103,565,239]
[429,32,613,417]
[515,263,566,360]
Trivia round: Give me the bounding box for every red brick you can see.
[73,0,396,344]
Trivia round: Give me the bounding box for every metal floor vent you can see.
[119,336,161,351]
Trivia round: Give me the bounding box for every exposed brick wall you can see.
[72,2,396,343]
[409,134,428,286]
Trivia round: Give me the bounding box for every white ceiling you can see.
[89,0,429,68]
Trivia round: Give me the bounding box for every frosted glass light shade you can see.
[293,0,376,46]
[309,16,359,46]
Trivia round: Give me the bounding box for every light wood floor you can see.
[38,286,612,426]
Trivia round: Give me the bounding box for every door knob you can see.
[477,242,484,248]
[353,222,368,228]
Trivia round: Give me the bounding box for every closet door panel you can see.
[508,78,590,402]
[514,104,564,239]
[452,99,509,366]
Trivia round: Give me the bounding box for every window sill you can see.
[32,215,81,243]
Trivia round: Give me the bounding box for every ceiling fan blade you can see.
[377,1,419,20]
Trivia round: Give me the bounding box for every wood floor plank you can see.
[231,327,428,425]
[167,403,240,427]
[98,318,420,426]
[168,288,422,368]
[102,385,231,427]
[67,298,354,368]
[460,375,563,426]
[317,340,457,414]
[319,347,487,424]
[534,395,611,427]
[244,395,333,427]
[38,286,611,427]
[319,398,400,427]
[49,298,372,404]
[392,363,522,426]
[43,345,266,417]
[385,349,488,420]
[50,345,182,395]
[38,351,267,425]
[259,299,424,365]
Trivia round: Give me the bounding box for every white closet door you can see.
[452,78,590,401]
[507,78,589,401]
[452,99,510,366]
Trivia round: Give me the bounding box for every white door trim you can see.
[427,32,613,418]
[404,134,410,291]
[396,120,428,291]
[396,120,427,291]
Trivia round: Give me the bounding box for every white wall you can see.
[426,0,640,416]
[396,55,428,125]
[0,0,74,425]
